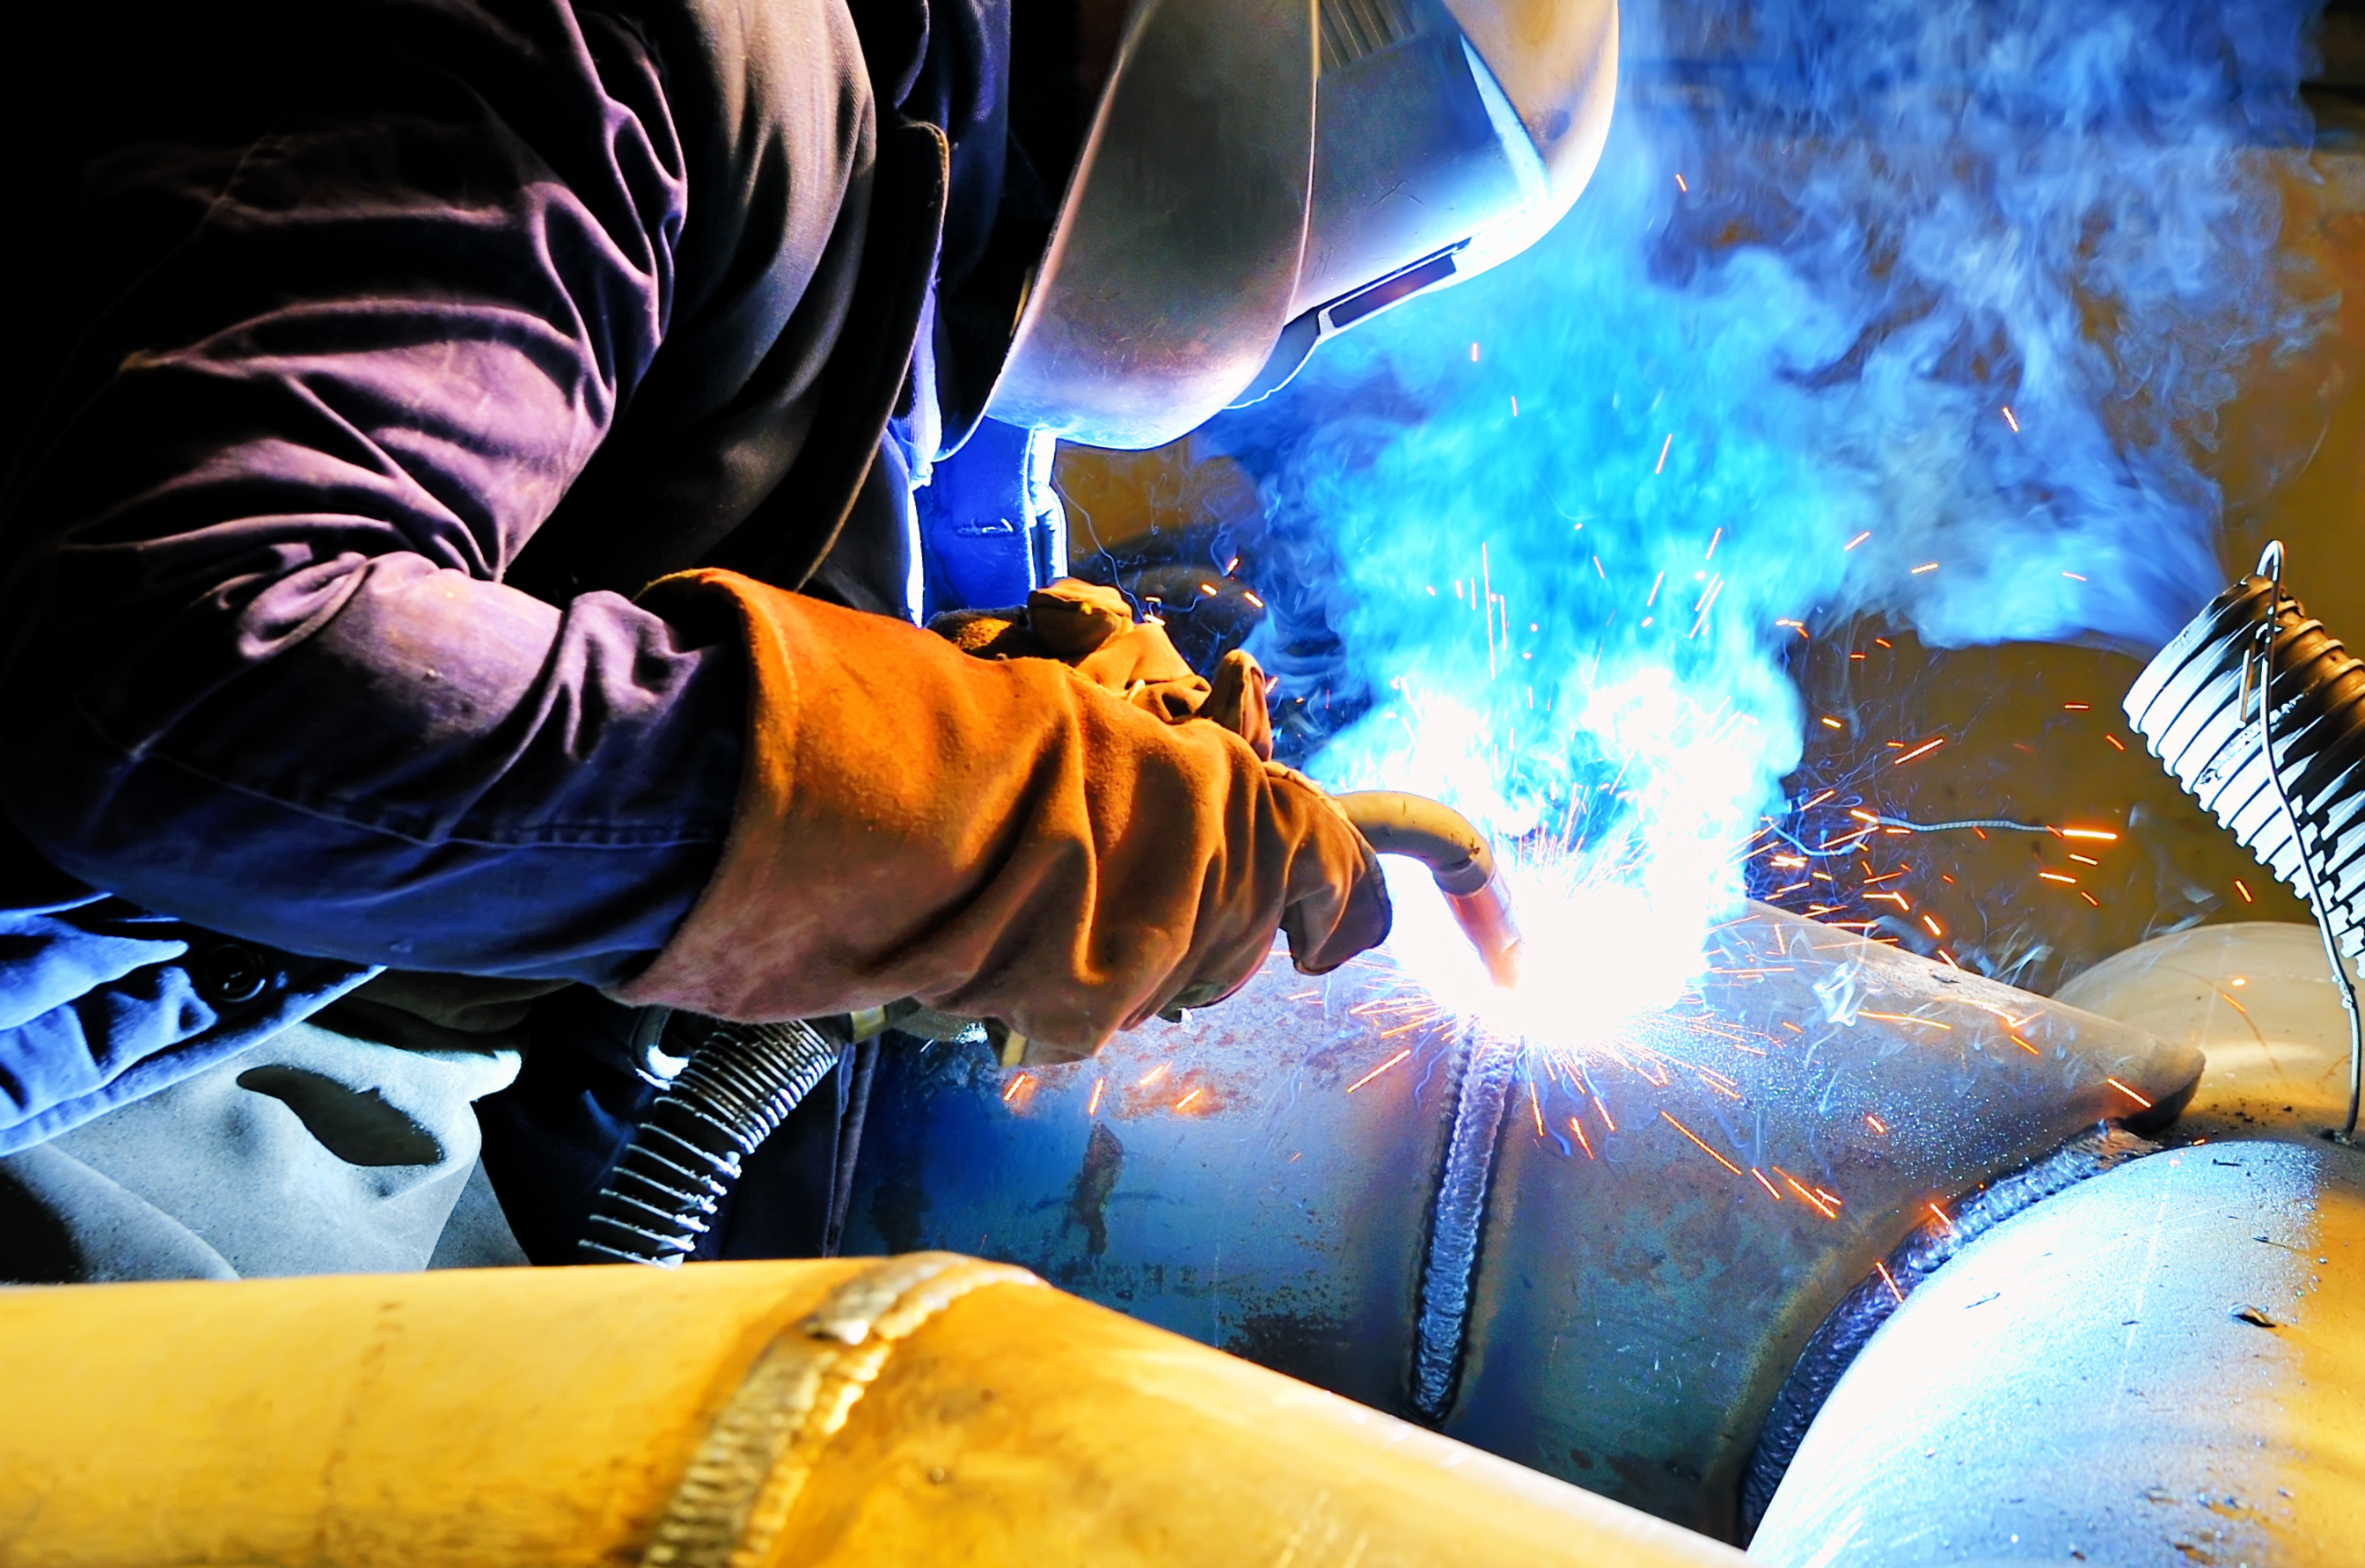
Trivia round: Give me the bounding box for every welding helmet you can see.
[979,0,1619,451]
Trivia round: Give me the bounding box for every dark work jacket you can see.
[0,0,1037,1153]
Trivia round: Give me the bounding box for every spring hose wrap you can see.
[2126,543,2365,1137]
[580,1020,846,1267]
[2126,569,2365,960]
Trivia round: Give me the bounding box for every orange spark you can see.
[1087,1078,1106,1117]
[1344,1048,1412,1094]
[1781,1172,1839,1218]
[1660,1110,1744,1176]
[1568,1115,1596,1160]
[1876,1261,1905,1303]
[1844,531,1871,551]
[1926,1201,1955,1234]
[1753,1168,1784,1201]
[1864,1112,1888,1134]
[1174,1088,1203,1111]
[1137,1063,1169,1088]
[2234,879,2254,904]
[1893,736,1946,766]
[2105,1077,2154,1110]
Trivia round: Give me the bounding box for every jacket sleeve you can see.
[0,0,838,985]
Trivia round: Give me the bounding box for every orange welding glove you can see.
[932,578,1276,756]
[609,570,1390,1058]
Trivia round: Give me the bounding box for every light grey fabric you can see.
[0,1142,237,1282]
[427,1155,532,1271]
[0,1011,520,1282]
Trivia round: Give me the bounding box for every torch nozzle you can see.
[1332,790,1523,988]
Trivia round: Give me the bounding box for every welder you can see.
[0,0,1614,1278]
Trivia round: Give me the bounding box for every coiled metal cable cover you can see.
[2126,568,2365,961]
[2127,545,2365,1138]
[581,1019,846,1267]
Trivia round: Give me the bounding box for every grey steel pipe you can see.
[838,903,2203,1539]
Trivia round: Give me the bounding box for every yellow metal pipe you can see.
[0,1253,1742,1568]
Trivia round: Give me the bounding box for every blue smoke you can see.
[1204,0,2328,1016]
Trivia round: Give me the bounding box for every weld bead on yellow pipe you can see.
[0,1254,1742,1568]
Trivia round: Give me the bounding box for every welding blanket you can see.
[610,570,1391,1053]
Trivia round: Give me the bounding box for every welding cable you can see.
[1871,816,2051,836]
[2238,543,2362,1141]
[1766,816,2049,864]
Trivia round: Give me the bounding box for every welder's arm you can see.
[610,571,1391,1054]
[0,6,745,984]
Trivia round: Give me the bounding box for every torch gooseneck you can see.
[1332,790,1523,989]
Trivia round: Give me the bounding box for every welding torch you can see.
[1332,790,1523,989]
[582,787,1520,1265]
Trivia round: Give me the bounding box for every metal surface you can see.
[0,1259,1751,1568]
[1738,1122,2159,1532]
[1750,1139,2365,1567]
[837,902,2201,1537]
[2058,920,2365,1143]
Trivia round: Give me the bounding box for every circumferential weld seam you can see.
[640,1253,1043,1568]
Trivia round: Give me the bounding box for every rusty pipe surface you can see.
[837,903,2203,1541]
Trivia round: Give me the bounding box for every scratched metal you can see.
[838,954,1462,1415]
[835,903,2203,1538]
[1750,1139,2365,1567]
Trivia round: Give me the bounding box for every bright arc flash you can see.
[1378,857,1697,1043]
